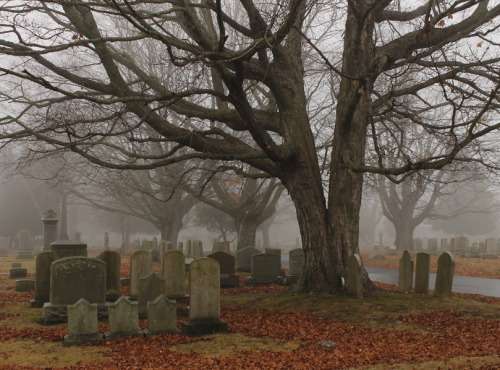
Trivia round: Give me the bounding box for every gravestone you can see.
[138,272,166,318]
[143,295,180,337]
[50,240,87,259]
[440,238,449,252]
[286,248,305,285]
[212,240,230,253]
[264,248,282,272]
[192,240,204,258]
[152,237,158,250]
[236,246,260,272]
[43,257,106,324]
[15,279,35,292]
[185,240,193,257]
[31,251,57,308]
[104,232,110,251]
[42,209,59,252]
[150,248,160,263]
[159,241,173,272]
[454,235,468,255]
[346,254,363,299]
[414,252,431,294]
[177,242,183,253]
[130,251,153,297]
[9,267,27,279]
[104,297,143,340]
[434,252,455,298]
[163,250,186,298]
[413,238,423,252]
[398,250,413,293]
[207,251,239,288]
[486,238,497,254]
[64,299,103,346]
[16,229,34,259]
[245,253,281,286]
[449,238,456,253]
[181,258,228,335]
[96,250,121,301]
[141,239,153,251]
[427,238,438,253]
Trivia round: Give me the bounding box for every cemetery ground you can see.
[0,252,499,369]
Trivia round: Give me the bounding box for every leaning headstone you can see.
[64,299,103,346]
[96,250,121,302]
[42,209,59,252]
[15,279,35,292]
[9,267,27,279]
[181,258,228,335]
[286,248,305,285]
[104,297,143,340]
[414,252,431,294]
[163,250,186,298]
[16,229,34,259]
[398,250,413,293]
[346,254,363,299]
[31,251,57,308]
[245,253,281,286]
[138,272,165,318]
[434,252,455,298]
[50,240,87,259]
[43,257,106,324]
[130,251,153,297]
[236,246,261,272]
[207,251,239,288]
[143,295,179,337]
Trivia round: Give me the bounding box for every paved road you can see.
[366,267,500,298]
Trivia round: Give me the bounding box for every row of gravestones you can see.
[413,236,499,257]
[398,251,456,297]
[63,257,227,345]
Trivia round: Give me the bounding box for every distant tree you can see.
[192,203,236,243]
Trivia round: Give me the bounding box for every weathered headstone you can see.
[50,240,87,259]
[130,251,153,297]
[9,267,27,279]
[64,299,103,346]
[454,235,468,255]
[413,238,423,252]
[15,279,35,292]
[31,251,57,308]
[236,246,260,272]
[192,240,204,259]
[143,295,179,337]
[245,253,281,286]
[104,297,143,340]
[96,250,121,302]
[104,232,110,251]
[16,229,34,259]
[286,248,305,285]
[434,252,455,298]
[486,238,497,254]
[346,254,363,299]
[43,257,106,323]
[427,238,438,253]
[212,240,230,253]
[42,209,59,253]
[207,251,239,288]
[440,238,449,252]
[181,258,227,335]
[138,272,165,317]
[163,250,186,298]
[414,252,431,294]
[398,250,413,293]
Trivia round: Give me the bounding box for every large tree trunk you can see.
[161,217,183,248]
[393,218,415,251]
[235,218,258,251]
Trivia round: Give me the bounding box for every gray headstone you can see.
[163,250,186,298]
[181,258,227,335]
[64,298,103,346]
[16,229,34,259]
[192,240,204,259]
[15,279,35,292]
[177,242,183,253]
[427,238,438,252]
[130,251,153,297]
[434,252,455,298]
[454,235,468,254]
[143,295,179,336]
[288,249,305,276]
[440,238,449,251]
[346,254,363,299]
[104,297,143,340]
[50,240,87,259]
[104,232,110,251]
[413,238,423,252]
[96,250,121,302]
[207,251,239,288]
[42,209,59,253]
[31,251,57,307]
[398,250,413,293]
[212,240,230,253]
[414,252,430,294]
[246,253,281,285]
[486,238,497,254]
[9,267,27,279]
[236,246,261,272]
[138,272,165,317]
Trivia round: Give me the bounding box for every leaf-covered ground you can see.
[0,252,499,369]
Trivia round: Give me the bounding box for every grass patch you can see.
[170,333,300,357]
[0,339,110,367]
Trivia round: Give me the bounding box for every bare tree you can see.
[0,1,499,293]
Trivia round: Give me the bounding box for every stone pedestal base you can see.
[104,330,144,341]
[181,319,228,336]
[142,328,180,337]
[43,303,108,324]
[64,332,103,346]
